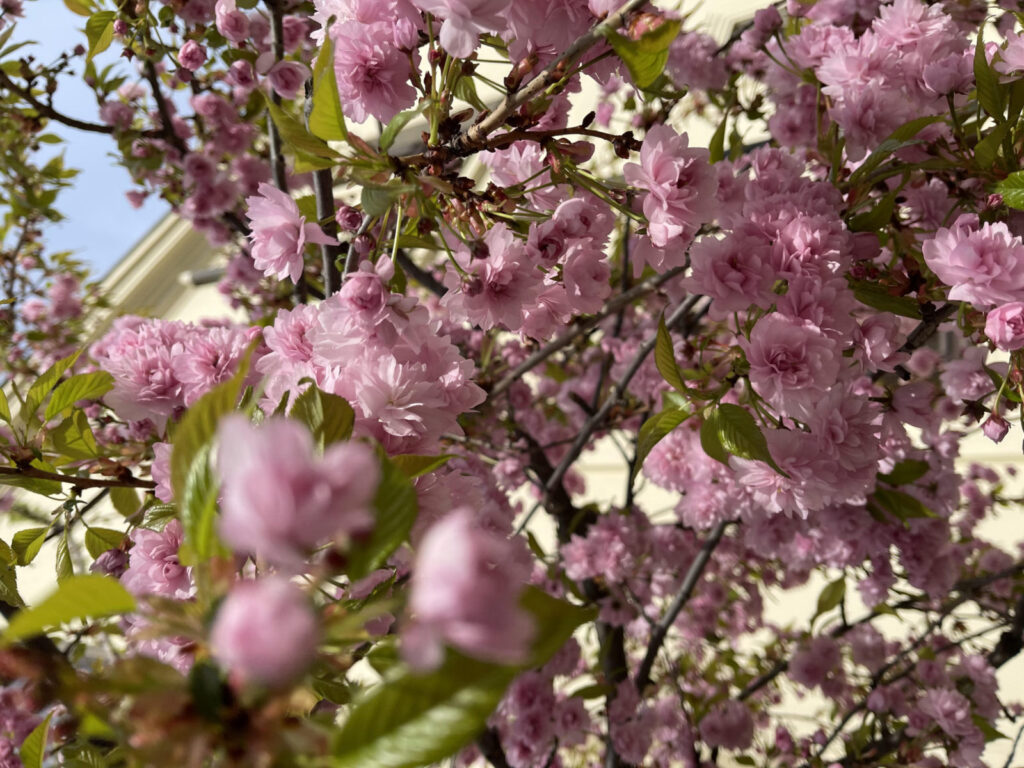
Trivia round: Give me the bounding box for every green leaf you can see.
[870,487,936,524]
[64,0,94,16]
[3,574,135,645]
[878,459,929,486]
[0,563,23,608]
[654,315,686,393]
[604,20,682,90]
[22,350,82,426]
[289,385,355,450]
[85,11,115,62]
[12,528,48,566]
[454,76,486,111]
[189,660,229,722]
[708,112,727,164]
[309,36,348,142]
[331,588,592,768]
[48,410,101,463]
[293,148,338,173]
[390,454,453,479]
[85,528,125,559]
[847,116,944,187]
[44,371,114,421]
[332,653,511,768]
[974,714,1008,742]
[0,471,61,497]
[361,185,401,218]
[633,407,692,480]
[849,280,921,319]
[0,387,10,424]
[813,576,846,622]
[974,120,1011,169]
[347,455,417,581]
[995,170,1024,210]
[975,29,1006,121]
[19,712,52,768]
[701,404,788,477]
[55,533,73,583]
[178,444,225,565]
[143,503,178,530]
[380,107,422,153]
[265,94,340,160]
[847,193,895,233]
[108,486,140,518]
[170,351,252,503]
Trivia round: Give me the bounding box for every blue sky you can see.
[12,3,167,278]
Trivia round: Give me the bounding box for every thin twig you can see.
[0,70,123,135]
[450,0,649,153]
[489,267,686,401]
[635,520,731,691]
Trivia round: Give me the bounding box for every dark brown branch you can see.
[635,520,732,692]
[477,728,512,768]
[738,561,1024,702]
[0,466,156,490]
[489,267,687,401]
[0,69,137,136]
[395,251,447,297]
[144,60,188,156]
[265,0,288,193]
[302,76,343,297]
[450,0,649,153]
[874,302,958,382]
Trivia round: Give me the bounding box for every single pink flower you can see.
[404,509,533,669]
[245,183,337,284]
[210,578,319,688]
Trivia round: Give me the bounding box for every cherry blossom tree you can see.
[0,0,1023,767]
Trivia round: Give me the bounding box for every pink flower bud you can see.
[982,414,1010,443]
[210,577,319,688]
[178,40,207,72]
[986,302,1024,350]
[336,204,363,232]
[267,60,310,101]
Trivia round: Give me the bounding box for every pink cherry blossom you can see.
[216,415,378,570]
[404,509,533,669]
[178,40,207,71]
[740,314,842,418]
[923,213,1024,308]
[121,519,193,599]
[210,577,319,688]
[623,124,718,248]
[409,0,512,59]
[985,301,1024,350]
[244,183,337,283]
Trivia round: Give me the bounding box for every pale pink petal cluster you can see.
[623,124,718,248]
[923,213,1024,308]
[121,519,193,599]
[403,509,533,669]
[245,183,337,284]
[985,302,1024,350]
[210,577,319,688]
[216,415,378,570]
[410,0,512,59]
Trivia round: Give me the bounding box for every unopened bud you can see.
[982,414,1010,443]
[335,204,362,232]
